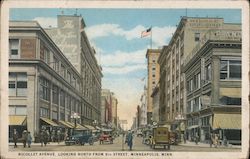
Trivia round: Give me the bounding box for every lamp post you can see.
[71,112,80,134]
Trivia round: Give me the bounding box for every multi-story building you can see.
[101,89,118,129]
[111,95,118,128]
[151,83,160,123]
[146,49,161,124]
[45,15,102,125]
[139,86,147,128]
[9,21,85,139]
[183,28,241,144]
[158,17,238,131]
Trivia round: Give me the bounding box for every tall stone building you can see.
[9,21,85,139]
[45,15,102,125]
[146,49,161,124]
[184,27,241,144]
[158,17,237,130]
[139,86,147,128]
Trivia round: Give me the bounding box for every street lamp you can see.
[71,112,80,133]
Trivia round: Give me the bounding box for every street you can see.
[9,136,240,152]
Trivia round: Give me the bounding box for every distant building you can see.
[139,86,147,128]
[146,49,161,124]
[45,15,102,125]
[183,28,242,144]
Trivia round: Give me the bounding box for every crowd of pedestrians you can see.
[12,128,66,148]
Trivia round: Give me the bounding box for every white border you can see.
[1,0,249,159]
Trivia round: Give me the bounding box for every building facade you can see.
[158,17,238,131]
[183,28,242,144]
[146,49,161,125]
[45,15,102,125]
[139,86,147,128]
[151,84,160,123]
[9,21,87,139]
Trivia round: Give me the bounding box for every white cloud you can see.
[85,24,146,41]
[33,17,57,28]
[103,64,146,74]
[101,49,146,67]
[152,26,176,46]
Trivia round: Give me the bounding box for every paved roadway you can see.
[9,136,241,152]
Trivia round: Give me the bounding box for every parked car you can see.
[99,129,113,144]
[65,130,94,146]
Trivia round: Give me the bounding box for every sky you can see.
[10,8,241,128]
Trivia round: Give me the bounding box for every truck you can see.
[150,126,171,150]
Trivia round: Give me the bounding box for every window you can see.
[220,60,241,80]
[67,71,71,83]
[40,77,50,101]
[52,85,59,104]
[195,33,200,41]
[9,39,20,59]
[152,67,156,71]
[9,105,27,115]
[152,74,155,78]
[205,64,211,81]
[40,107,49,118]
[9,73,27,96]
[187,79,193,93]
[52,111,58,120]
[52,56,59,72]
[60,90,65,107]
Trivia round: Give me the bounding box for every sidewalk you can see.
[9,141,65,147]
[178,141,241,149]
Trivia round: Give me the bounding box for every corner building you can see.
[158,17,240,133]
[183,27,241,144]
[9,21,84,138]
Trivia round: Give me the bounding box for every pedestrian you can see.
[40,130,44,147]
[43,130,49,146]
[209,133,214,148]
[51,130,55,142]
[214,134,219,148]
[13,129,19,148]
[64,131,68,141]
[127,130,133,150]
[223,136,228,147]
[194,132,199,145]
[46,130,50,144]
[27,131,32,148]
[57,129,61,144]
[22,130,28,148]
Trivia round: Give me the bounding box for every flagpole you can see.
[150,26,152,49]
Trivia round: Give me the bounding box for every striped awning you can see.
[76,124,87,130]
[59,120,74,128]
[212,113,241,129]
[9,116,27,126]
[40,117,59,127]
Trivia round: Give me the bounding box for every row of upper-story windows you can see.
[9,39,80,91]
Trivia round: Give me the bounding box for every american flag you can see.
[141,27,152,38]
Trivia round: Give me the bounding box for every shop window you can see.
[9,105,27,115]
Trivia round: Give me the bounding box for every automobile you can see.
[150,126,171,149]
[65,130,94,146]
[99,129,114,144]
[136,130,143,137]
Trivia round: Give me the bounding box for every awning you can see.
[95,126,101,130]
[212,113,241,129]
[84,124,96,130]
[187,125,199,130]
[65,121,75,128]
[220,88,241,98]
[59,120,74,128]
[9,115,27,126]
[40,117,59,127]
[76,124,88,130]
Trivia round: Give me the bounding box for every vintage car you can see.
[65,130,94,146]
[99,129,113,144]
[150,126,171,149]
